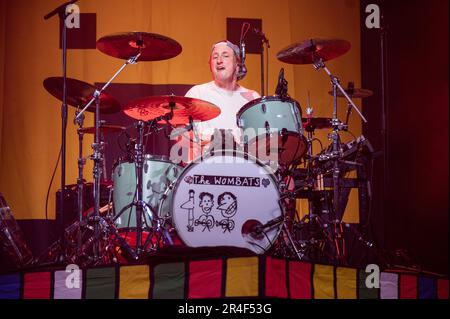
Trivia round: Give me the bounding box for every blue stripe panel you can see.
[0,274,21,299]
[418,276,437,299]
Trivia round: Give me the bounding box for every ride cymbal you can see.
[277,38,351,64]
[123,95,221,125]
[43,77,121,114]
[96,32,182,61]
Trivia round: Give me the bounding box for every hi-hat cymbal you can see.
[302,117,333,130]
[123,95,221,125]
[78,125,126,135]
[328,88,373,99]
[43,77,121,114]
[96,32,182,61]
[277,39,351,64]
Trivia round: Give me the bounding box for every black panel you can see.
[360,0,449,274]
[59,13,96,49]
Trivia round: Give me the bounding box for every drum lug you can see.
[261,103,266,113]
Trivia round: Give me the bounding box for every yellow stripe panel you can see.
[225,257,259,297]
[119,265,150,299]
[313,264,335,299]
[336,267,357,299]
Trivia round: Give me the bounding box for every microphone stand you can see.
[256,30,270,96]
[44,2,73,263]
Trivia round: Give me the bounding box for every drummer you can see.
[183,40,260,156]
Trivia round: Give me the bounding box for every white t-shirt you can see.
[185,81,260,141]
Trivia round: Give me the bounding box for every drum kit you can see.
[39,32,376,268]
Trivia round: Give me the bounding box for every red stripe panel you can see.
[399,274,417,299]
[188,259,222,299]
[265,257,288,298]
[288,261,312,299]
[437,279,449,299]
[23,272,51,299]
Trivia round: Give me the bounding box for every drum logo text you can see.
[187,174,265,187]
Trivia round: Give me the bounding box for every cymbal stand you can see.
[312,57,368,263]
[74,110,86,258]
[74,52,141,263]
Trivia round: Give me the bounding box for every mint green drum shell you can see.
[237,96,307,164]
[112,155,183,229]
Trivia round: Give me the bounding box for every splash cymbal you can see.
[96,32,182,61]
[123,95,221,125]
[277,38,351,64]
[43,77,121,114]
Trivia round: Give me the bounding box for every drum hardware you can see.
[328,82,373,126]
[69,31,184,263]
[112,104,185,259]
[277,38,377,265]
[43,75,122,263]
[75,111,86,259]
[67,33,156,263]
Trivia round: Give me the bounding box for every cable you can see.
[311,138,324,152]
[45,146,62,220]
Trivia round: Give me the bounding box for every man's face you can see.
[210,43,238,83]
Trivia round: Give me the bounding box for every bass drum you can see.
[168,150,283,254]
[112,154,183,229]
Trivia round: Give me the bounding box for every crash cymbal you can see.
[78,125,125,135]
[277,39,351,64]
[123,95,221,125]
[43,77,121,114]
[96,32,182,61]
[302,117,333,130]
[328,88,373,98]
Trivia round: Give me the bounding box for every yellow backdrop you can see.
[0,0,361,222]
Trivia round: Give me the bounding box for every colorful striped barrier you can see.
[0,257,448,299]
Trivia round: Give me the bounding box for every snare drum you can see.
[112,155,183,229]
[169,151,283,254]
[237,96,307,165]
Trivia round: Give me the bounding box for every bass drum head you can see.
[171,150,283,254]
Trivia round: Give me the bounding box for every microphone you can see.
[252,28,269,44]
[275,68,284,95]
[237,40,247,80]
[275,68,287,97]
[242,216,284,240]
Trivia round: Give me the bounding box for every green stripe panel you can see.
[358,269,379,299]
[152,262,185,299]
[85,267,116,299]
